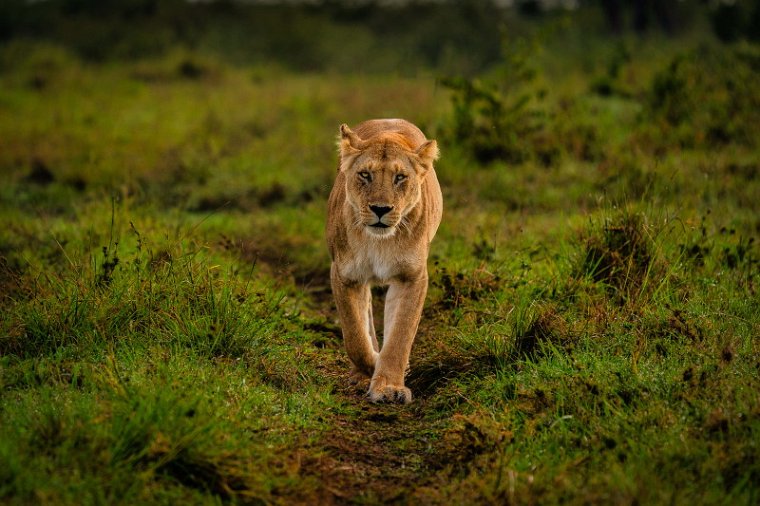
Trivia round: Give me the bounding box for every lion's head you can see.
[338,123,439,238]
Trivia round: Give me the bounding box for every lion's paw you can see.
[368,377,412,404]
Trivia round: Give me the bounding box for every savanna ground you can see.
[1,2,760,504]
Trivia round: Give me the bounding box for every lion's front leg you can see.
[331,263,378,380]
[369,275,427,404]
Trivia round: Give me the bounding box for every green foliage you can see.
[0,218,286,361]
[443,30,760,168]
[440,28,626,167]
[441,35,552,164]
[646,44,760,148]
[0,366,322,503]
[590,41,633,97]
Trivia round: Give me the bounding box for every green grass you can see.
[1,33,759,505]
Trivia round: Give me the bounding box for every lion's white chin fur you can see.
[365,225,397,238]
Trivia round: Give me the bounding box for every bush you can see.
[646,44,760,148]
[440,35,554,165]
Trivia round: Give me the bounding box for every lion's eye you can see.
[358,171,372,181]
[394,174,407,184]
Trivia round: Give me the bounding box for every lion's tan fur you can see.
[326,119,442,404]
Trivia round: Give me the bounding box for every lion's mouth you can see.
[369,222,390,229]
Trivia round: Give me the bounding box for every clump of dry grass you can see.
[577,210,662,302]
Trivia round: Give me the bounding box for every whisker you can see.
[399,215,411,235]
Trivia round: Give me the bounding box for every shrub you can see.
[440,35,550,164]
[441,31,604,166]
[646,44,760,148]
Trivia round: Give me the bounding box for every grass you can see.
[1,27,759,505]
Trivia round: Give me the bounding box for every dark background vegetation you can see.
[2,0,760,73]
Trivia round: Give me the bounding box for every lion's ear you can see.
[415,139,439,173]
[338,124,364,160]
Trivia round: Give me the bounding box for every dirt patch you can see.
[299,385,449,504]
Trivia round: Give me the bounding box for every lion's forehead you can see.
[368,141,406,160]
[356,138,415,166]
[353,159,415,181]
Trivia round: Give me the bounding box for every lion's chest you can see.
[338,242,417,285]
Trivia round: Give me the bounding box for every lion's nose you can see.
[369,205,393,219]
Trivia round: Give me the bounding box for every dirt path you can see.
[298,364,452,505]
[305,395,436,503]
[296,285,454,504]
[259,256,467,504]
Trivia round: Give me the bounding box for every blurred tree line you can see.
[592,0,760,40]
[1,0,758,72]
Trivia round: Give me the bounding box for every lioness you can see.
[326,119,442,404]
